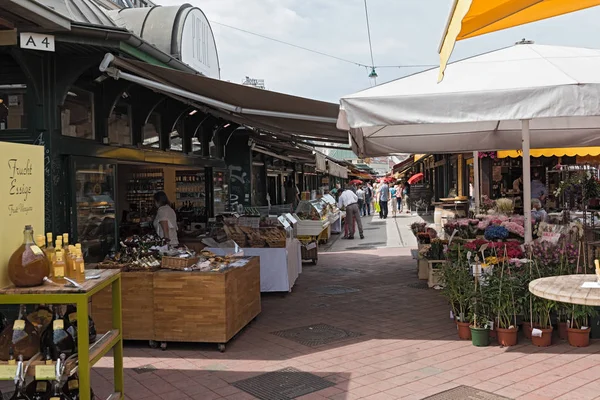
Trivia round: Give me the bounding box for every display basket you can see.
[161,256,199,270]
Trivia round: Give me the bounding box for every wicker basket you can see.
[161,256,199,270]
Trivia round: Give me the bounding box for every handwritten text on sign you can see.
[7,159,34,216]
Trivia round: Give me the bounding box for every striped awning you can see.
[497,147,600,158]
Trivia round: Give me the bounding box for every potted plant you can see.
[440,256,474,340]
[567,304,598,347]
[470,274,491,347]
[489,259,519,346]
[530,295,555,347]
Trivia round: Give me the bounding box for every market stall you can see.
[91,250,261,352]
[204,214,301,292]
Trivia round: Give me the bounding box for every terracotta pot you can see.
[558,322,568,340]
[456,321,471,340]
[567,327,591,347]
[531,327,553,347]
[497,327,519,346]
[522,322,532,339]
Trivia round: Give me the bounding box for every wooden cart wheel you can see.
[149,340,159,349]
[218,344,226,352]
[160,342,167,351]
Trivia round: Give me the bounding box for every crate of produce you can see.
[161,256,199,270]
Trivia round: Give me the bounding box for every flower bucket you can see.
[456,321,471,340]
[531,327,553,347]
[470,326,490,347]
[567,327,591,347]
[497,327,518,347]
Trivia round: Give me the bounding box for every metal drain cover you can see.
[272,323,364,347]
[424,386,510,400]
[133,364,157,374]
[405,282,430,290]
[233,367,335,400]
[312,285,360,295]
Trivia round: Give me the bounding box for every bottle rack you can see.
[126,169,164,214]
[175,171,206,222]
[0,270,124,400]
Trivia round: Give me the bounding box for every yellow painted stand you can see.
[0,270,124,400]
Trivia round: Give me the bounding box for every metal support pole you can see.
[522,120,533,243]
[473,151,480,213]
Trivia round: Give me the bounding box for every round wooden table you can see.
[529,274,600,306]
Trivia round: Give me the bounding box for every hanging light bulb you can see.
[368,67,378,79]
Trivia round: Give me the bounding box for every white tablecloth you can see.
[208,242,302,292]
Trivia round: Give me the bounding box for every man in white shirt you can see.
[356,186,366,216]
[339,186,364,239]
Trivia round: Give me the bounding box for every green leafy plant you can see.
[426,239,447,260]
[570,304,599,329]
[487,259,519,329]
[440,252,474,323]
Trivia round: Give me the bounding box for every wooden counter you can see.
[90,257,261,350]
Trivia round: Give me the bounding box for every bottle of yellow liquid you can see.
[62,233,69,252]
[45,233,54,262]
[52,251,66,283]
[72,249,85,283]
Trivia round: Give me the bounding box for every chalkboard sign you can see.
[407,184,433,211]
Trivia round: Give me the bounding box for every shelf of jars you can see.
[0,226,123,400]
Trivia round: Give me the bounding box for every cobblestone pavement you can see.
[86,218,600,400]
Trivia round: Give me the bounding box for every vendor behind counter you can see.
[153,191,179,246]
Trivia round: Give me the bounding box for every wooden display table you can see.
[91,257,261,352]
[530,274,600,306]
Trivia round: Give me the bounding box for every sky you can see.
[158,0,600,104]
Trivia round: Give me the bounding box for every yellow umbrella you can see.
[438,0,600,81]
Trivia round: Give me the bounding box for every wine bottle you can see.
[0,305,40,361]
[9,355,29,400]
[51,250,66,284]
[48,354,68,400]
[40,306,75,360]
[62,374,95,400]
[25,350,52,400]
[7,225,50,287]
[64,304,97,347]
[26,305,53,334]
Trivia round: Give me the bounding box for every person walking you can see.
[403,182,411,214]
[356,185,366,217]
[390,184,398,217]
[365,183,373,216]
[379,181,390,219]
[339,186,364,239]
[396,183,403,213]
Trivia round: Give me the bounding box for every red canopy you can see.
[408,173,424,185]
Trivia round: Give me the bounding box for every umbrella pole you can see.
[473,151,480,213]
[522,119,533,243]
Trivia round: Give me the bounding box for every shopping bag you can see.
[375,202,381,213]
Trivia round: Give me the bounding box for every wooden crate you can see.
[90,271,154,340]
[153,257,261,344]
[428,260,445,288]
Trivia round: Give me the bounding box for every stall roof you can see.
[100,54,347,144]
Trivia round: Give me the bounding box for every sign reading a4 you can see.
[19,32,55,52]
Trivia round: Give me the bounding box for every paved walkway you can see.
[84,217,600,400]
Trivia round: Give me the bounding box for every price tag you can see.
[466,251,472,261]
[30,245,44,256]
[53,320,64,330]
[0,365,17,380]
[35,365,56,380]
[13,320,25,331]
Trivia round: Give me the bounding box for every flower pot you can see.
[456,321,471,340]
[531,327,553,347]
[522,322,532,339]
[567,327,591,347]
[470,326,490,347]
[496,327,518,347]
[558,322,568,340]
